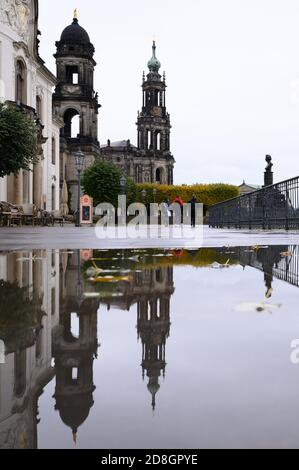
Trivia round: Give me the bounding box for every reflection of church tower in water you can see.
[53,251,99,443]
[136,266,174,410]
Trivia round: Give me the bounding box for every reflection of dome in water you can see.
[56,393,94,442]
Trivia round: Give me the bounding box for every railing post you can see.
[238,199,241,229]
[248,194,252,230]
[285,182,289,231]
[262,190,266,230]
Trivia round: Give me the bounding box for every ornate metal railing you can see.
[209,176,299,230]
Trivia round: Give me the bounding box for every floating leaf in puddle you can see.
[128,256,140,262]
[100,269,131,274]
[90,275,132,283]
[210,260,230,269]
[234,301,282,314]
[86,266,103,277]
[252,245,260,252]
[96,292,124,299]
[83,292,100,299]
[17,255,43,262]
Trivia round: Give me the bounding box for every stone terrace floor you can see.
[0,225,299,250]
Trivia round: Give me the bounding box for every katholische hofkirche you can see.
[54,11,175,210]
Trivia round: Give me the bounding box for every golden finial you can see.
[73,8,78,19]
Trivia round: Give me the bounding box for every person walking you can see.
[173,195,184,224]
[161,198,170,226]
[188,195,198,228]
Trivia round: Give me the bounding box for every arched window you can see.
[52,137,56,165]
[15,59,27,104]
[63,109,80,139]
[156,168,161,184]
[157,132,161,151]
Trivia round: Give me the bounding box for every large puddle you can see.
[0,245,299,449]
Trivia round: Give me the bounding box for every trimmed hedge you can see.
[136,183,239,208]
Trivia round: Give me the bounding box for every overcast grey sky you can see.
[39,0,299,186]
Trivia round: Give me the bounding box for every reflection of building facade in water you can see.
[0,250,175,448]
[52,251,98,443]
[231,245,297,295]
[0,250,59,449]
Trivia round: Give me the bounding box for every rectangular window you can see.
[66,66,79,85]
[72,368,78,381]
[51,287,55,316]
[52,137,56,165]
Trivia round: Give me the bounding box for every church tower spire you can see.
[53,15,101,212]
[136,41,175,185]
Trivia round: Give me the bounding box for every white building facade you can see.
[0,0,61,210]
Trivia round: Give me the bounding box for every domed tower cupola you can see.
[55,10,95,59]
[147,41,161,74]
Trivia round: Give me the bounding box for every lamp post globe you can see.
[74,150,85,172]
[73,150,85,227]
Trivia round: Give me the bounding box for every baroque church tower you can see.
[136,41,174,184]
[53,11,101,211]
[101,42,175,185]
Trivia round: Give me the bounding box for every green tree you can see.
[0,103,38,177]
[81,160,137,207]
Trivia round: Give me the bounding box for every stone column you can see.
[14,171,23,205]
[33,162,42,208]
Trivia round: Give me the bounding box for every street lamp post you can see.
[141,189,147,204]
[119,175,127,226]
[74,150,85,227]
[153,188,157,204]
[120,176,127,196]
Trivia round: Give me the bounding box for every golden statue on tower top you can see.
[74,9,78,19]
